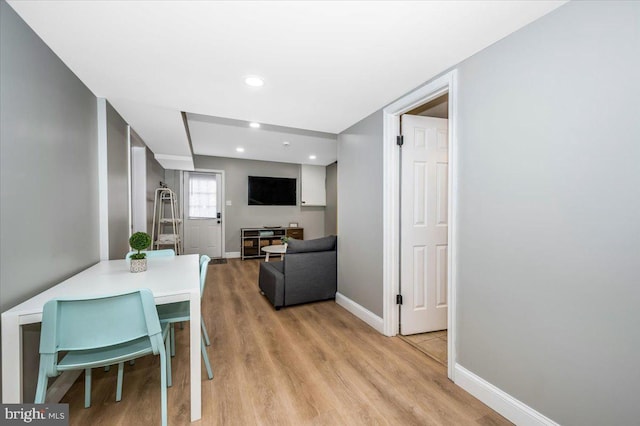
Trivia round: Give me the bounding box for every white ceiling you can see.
[187,114,337,166]
[7,1,566,169]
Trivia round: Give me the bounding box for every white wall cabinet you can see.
[300,164,326,206]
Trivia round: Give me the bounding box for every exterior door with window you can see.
[183,172,222,258]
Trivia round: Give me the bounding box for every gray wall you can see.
[193,156,326,253]
[454,2,639,424]
[0,0,99,399]
[325,162,338,235]
[106,102,130,259]
[337,111,384,316]
[337,1,640,424]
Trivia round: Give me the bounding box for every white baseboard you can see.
[335,292,384,334]
[454,364,559,426]
[225,251,240,259]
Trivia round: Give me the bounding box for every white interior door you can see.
[183,172,222,258]
[400,115,448,335]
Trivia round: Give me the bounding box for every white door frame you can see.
[382,70,458,380]
[130,146,147,234]
[180,168,226,258]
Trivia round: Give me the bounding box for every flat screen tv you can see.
[248,176,297,206]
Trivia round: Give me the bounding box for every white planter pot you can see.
[130,258,147,273]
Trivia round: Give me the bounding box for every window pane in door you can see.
[188,173,216,218]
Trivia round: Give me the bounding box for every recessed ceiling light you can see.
[282,141,290,148]
[236,147,245,153]
[309,155,317,160]
[245,76,264,87]
[249,122,260,128]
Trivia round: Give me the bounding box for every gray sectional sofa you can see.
[258,235,337,309]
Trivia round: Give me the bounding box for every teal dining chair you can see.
[157,254,213,385]
[109,248,177,373]
[199,255,212,346]
[114,254,213,399]
[34,289,169,426]
[125,249,176,259]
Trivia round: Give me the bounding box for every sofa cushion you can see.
[286,235,336,254]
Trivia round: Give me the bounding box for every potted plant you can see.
[129,232,152,273]
[280,236,290,249]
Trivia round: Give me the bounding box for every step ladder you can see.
[151,187,182,254]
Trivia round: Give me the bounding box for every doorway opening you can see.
[129,126,150,236]
[382,70,457,380]
[398,93,449,366]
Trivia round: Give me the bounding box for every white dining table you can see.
[1,254,202,422]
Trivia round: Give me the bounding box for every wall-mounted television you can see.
[248,176,297,206]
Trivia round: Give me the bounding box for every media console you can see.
[241,227,304,260]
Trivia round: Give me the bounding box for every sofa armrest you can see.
[259,261,285,308]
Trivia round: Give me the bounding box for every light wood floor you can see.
[61,259,511,425]
[400,331,448,366]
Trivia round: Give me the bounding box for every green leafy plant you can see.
[129,232,151,260]
[281,236,290,244]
